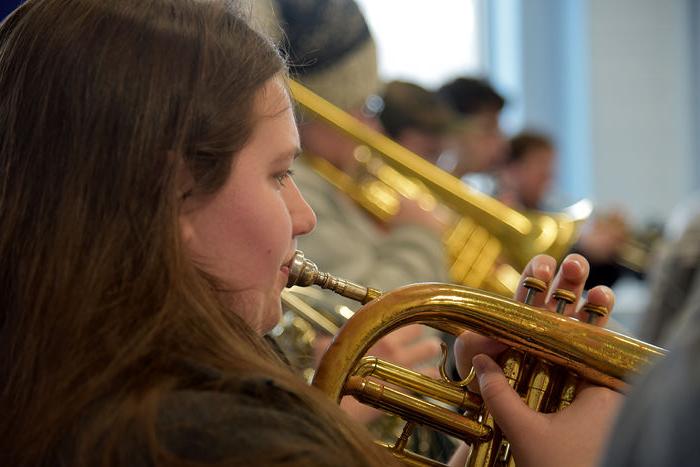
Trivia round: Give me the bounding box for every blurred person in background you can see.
[638,193,700,345]
[437,77,509,191]
[379,80,455,163]
[498,131,630,289]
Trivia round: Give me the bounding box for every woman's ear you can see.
[173,152,197,245]
[179,213,196,246]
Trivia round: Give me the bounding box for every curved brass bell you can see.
[287,250,666,467]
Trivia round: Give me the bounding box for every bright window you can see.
[355,0,484,88]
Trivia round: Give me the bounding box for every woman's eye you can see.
[274,169,294,187]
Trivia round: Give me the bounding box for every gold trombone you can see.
[287,250,666,467]
[290,80,591,296]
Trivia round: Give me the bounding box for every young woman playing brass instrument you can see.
[0,1,621,466]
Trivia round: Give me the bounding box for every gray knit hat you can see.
[248,0,380,111]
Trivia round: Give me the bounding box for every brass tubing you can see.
[375,442,447,467]
[557,373,579,411]
[314,283,665,402]
[392,422,416,455]
[523,361,554,412]
[466,350,524,467]
[280,290,340,336]
[287,252,381,304]
[550,288,581,412]
[293,252,668,467]
[291,250,669,466]
[353,356,482,413]
[345,376,493,443]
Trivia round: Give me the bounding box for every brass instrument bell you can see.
[287,250,666,466]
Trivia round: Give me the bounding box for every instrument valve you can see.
[582,303,609,325]
[552,288,577,315]
[522,276,547,305]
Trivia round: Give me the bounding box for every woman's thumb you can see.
[472,354,541,442]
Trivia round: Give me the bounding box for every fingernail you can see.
[604,287,615,307]
[570,258,583,273]
[536,262,552,277]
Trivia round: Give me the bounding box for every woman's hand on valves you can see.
[454,254,623,467]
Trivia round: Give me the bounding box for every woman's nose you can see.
[289,181,316,236]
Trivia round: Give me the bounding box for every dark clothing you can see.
[54,350,389,467]
[602,299,700,466]
[638,215,700,345]
[123,361,390,467]
[570,246,624,290]
[603,215,700,465]
[157,377,363,466]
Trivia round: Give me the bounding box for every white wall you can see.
[489,0,696,225]
[355,0,483,88]
[588,0,694,223]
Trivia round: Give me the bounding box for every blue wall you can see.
[487,0,591,202]
[487,0,696,224]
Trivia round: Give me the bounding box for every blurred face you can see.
[299,107,381,174]
[510,146,556,209]
[449,110,507,177]
[397,128,446,163]
[181,78,317,334]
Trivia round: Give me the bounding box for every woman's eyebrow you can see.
[273,147,302,163]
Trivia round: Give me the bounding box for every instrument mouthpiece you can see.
[286,250,381,304]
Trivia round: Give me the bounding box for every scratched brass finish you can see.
[287,251,666,466]
[289,80,591,295]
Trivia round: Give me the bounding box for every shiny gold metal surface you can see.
[289,80,591,295]
[287,251,666,467]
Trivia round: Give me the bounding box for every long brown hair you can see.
[0,1,392,465]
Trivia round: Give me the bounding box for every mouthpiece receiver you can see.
[286,250,381,304]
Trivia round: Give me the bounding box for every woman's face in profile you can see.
[181,78,316,334]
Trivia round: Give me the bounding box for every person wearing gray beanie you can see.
[250,0,380,112]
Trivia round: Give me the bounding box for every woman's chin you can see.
[259,300,283,335]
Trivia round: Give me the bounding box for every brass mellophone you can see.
[286,250,666,467]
